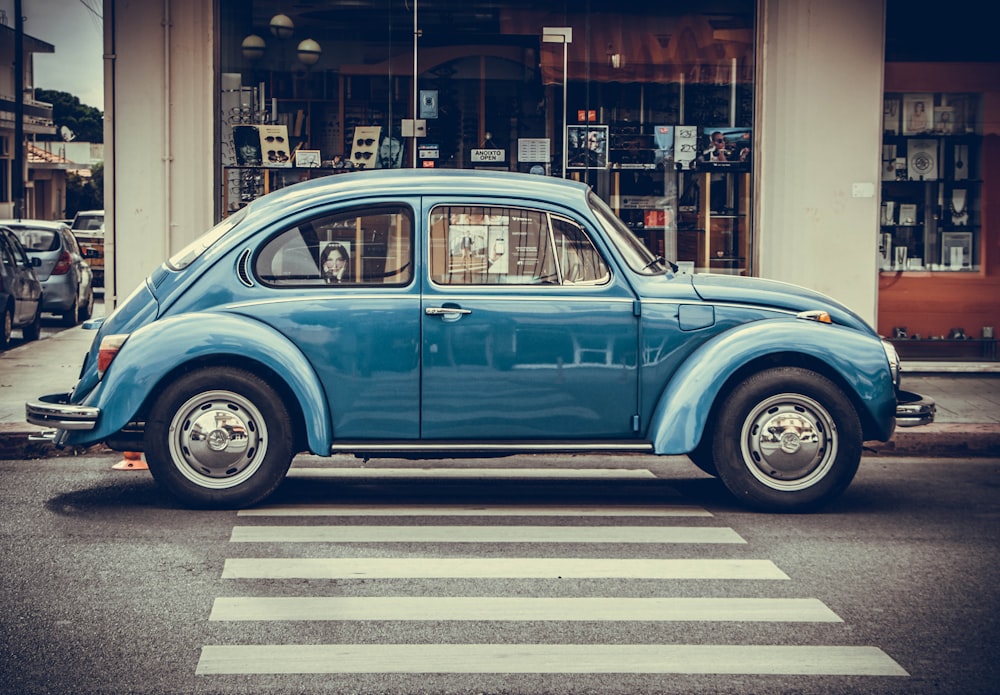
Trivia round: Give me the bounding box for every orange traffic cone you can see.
[112,451,148,470]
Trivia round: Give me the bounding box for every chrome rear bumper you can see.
[26,393,99,431]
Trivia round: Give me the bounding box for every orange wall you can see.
[878,63,1000,340]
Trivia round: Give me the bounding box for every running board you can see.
[330,441,654,457]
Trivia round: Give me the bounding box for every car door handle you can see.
[425,306,472,318]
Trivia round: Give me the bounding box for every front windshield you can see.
[167,207,248,270]
[588,191,668,274]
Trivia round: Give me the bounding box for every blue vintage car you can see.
[27,169,933,511]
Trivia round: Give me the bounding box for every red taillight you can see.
[52,250,72,275]
[97,334,129,377]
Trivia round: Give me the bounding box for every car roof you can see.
[248,169,593,222]
[73,210,104,216]
[0,219,69,230]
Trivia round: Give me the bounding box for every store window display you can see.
[218,1,755,276]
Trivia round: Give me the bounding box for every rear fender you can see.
[64,312,331,452]
[649,319,895,453]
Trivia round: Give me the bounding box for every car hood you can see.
[690,273,877,336]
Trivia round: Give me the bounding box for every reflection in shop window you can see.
[429,205,608,286]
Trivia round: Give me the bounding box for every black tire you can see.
[22,305,42,342]
[0,306,12,349]
[144,367,294,508]
[79,288,95,322]
[687,425,718,477]
[712,367,862,512]
[61,296,79,326]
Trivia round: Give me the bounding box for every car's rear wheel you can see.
[79,287,95,322]
[712,367,862,512]
[22,305,41,341]
[145,367,294,508]
[0,306,12,349]
[61,296,79,326]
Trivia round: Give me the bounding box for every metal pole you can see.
[412,0,418,168]
[561,41,568,178]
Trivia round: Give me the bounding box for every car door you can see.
[0,232,39,324]
[250,201,421,440]
[420,200,640,441]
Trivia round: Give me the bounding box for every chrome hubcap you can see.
[167,390,267,489]
[741,393,837,491]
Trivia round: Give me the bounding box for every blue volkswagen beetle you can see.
[27,169,933,511]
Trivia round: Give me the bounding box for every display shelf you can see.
[880,92,981,274]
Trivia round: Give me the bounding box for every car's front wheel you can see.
[144,367,294,508]
[712,367,862,512]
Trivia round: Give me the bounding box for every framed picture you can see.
[295,149,321,168]
[567,125,608,170]
[699,127,752,170]
[902,93,934,135]
[941,231,972,269]
[883,97,900,135]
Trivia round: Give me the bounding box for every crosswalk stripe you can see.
[209,596,841,622]
[221,557,789,580]
[196,644,908,676]
[238,504,711,517]
[288,467,659,479]
[229,525,744,544]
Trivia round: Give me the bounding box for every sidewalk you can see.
[1,317,998,459]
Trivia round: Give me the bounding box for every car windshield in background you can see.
[588,191,668,275]
[11,228,59,252]
[167,206,247,270]
[72,215,104,232]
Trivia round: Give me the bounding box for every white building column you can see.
[104,0,215,308]
[756,0,886,325]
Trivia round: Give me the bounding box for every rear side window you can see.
[428,205,609,286]
[255,205,414,287]
[11,228,58,252]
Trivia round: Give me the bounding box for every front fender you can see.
[649,318,895,454]
[65,312,332,453]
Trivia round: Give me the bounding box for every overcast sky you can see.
[5,0,104,109]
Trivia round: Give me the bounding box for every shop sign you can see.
[471,149,505,163]
[418,144,439,159]
[518,138,550,163]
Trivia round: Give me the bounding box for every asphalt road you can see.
[1,452,998,694]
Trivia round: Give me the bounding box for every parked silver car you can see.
[0,226,42,348]
[71,209,105,288]
[2,220,95,326]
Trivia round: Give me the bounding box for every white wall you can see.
[104,0,214,307]
[756,0,886,324]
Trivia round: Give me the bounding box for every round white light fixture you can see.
[269,13,295,39]
[297,38,322,65]
[240,34,266,61]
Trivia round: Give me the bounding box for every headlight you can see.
[881,339,901,390]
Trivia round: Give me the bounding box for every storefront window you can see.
[218,1,755,274]
[879,0,999,361]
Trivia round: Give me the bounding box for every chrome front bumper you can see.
[26,393,100,431]
[895,389,936,428]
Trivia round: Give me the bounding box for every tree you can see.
[34,89,103,143]
[65,162,103,217]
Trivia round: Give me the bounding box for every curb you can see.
[866,423,1000,458]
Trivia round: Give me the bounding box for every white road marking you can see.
[196,643,908,676]
[221,557,789,580]
[209,596,842,622]
[238,504,710,517]
[228,525,744,544]
[288,467,659,479]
